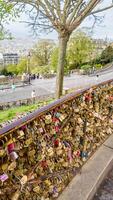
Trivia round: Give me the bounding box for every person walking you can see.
[31,90,36,104]
[22,73,26,86]
[26,73,30,85]
[11,83,16,92]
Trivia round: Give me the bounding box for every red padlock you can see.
[7,143,15,154]
[54,139,59,147]
[52,117,59,122]
[75,150,81,157]
[21,125,26,131]
[84,94,92,102]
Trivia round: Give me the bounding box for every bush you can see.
[95,63,103,69]
[7,64,18,75]
[100,46,113,64]
[0,68,8,76]
[81,64,91,70]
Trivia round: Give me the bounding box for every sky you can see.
[6,2,113,42]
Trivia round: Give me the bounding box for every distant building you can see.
[93,39,109,55]
[87,39,109,62]
[0,38,36,57]
[3,53,19,66]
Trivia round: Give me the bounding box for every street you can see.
[0,66,113,103]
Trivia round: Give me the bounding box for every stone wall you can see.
[0,94,54,111]
[0,76,21,84]
[0,80,113,200]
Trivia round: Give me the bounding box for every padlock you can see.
[8,161,16,171]
[10,151,18,161]
[0,139,5,157]
[7,143,15,154]
[0,173,8,183]
[17,130,25,139]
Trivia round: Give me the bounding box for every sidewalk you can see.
[93,167,113,200]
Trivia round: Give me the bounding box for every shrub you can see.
[95,63,103,69]
[81,64,91,70]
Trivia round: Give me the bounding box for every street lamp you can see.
[27,52,31,74]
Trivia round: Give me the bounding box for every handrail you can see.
[0,78,113,136]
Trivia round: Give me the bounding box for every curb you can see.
[0,83,30,90]
[58,134,113,200]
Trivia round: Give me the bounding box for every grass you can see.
[0,98,54,124]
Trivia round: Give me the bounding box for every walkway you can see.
[93,167,113,200]
[0,66,113,103]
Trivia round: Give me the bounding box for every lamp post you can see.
[27,52,31,74]
[27,52,31,84]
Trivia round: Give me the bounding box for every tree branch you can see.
[52,0,62,20]
[43,0,57,20]
[62,0,71,24]
[90,3,113,15]
[69,0,101,32]
[67,0,84,25]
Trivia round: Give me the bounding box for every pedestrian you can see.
[37,73,39,79]
[39,74,43,79]
[22,73,26,86]
[29,75,30,84]
[0,84,3,91]
[31,90,36,103]
[11,83,16,92]
[33,74,36,79]
[27,74,31,84]
[96,74,99,83]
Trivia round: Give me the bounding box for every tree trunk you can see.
[56,35,69,99]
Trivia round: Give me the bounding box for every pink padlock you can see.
[55,126,60,132]
[0,173,8,182]
[39,128,43,133]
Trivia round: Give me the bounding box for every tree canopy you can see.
[50,47,59,72]
[67,31,95,68]
[50,31,95,71]
[0,0,15,39]
[31,39,55,67]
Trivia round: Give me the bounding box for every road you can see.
[0,66,113,103]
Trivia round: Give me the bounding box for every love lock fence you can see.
[0,79,113,200]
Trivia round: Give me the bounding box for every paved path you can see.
[0,66,113,103]
[93,167,113,200]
